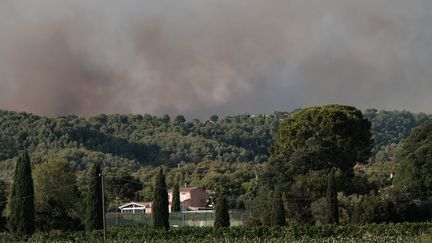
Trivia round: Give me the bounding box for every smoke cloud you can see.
[1,0,432,118]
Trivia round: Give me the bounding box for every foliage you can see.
[0,109,428,178]
[33,159,81,231]
[271,189,286,226]
[326,168,339,224]
[0,180,6,231]
[152,169,169,229]
[135,161,259,207]
[350,194,399,224]
[394,119,432,194]
[85,164,103,231]
[0,110,282,177]
[0,180,7,215]
[248,186,272,226]
[311,197,328,224]
[269,105,372,192]
[396,199,432,222]
[284,189,313,224]
[104,168,142,208]
[365,160,396,190]
[364,109,430,155]
[214,196,230,228]
[0,223,430,242]
[1,108,431,234]
[171,183,181,212]
[7,152,35,236]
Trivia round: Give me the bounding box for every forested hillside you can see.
[0,111,281,176]
[0,109,429,180]
[363,109,430,154]
[1,106,432,233]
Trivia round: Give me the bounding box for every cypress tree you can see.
[214,195,230,228]
[171,183,181,212]
[7,152,35,236]
[152,169,169,229]
[326,168,339,224]
[271,189,286,226]
[85,164,103,231]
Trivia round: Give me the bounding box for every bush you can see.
[397,200,432,222]
[351,195,398,223]
[14,222,432,242]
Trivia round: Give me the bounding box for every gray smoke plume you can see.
[1,0,432,118]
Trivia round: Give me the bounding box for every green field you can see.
[1,222,432,242]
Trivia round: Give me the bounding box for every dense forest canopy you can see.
[363,109,430,154]
[0,106,432,231]
[268,105,372,190]
[394,119,432,193]
[0,108,429,181]
[0,110,282,178]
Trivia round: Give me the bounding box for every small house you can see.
[118,202,152,214]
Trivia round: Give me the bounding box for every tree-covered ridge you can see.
[3,105,432,234]
[0,110,282,175]
[363,109,430,154]
[88,113,281,165]
[0,109,430,176]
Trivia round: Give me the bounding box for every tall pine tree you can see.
[85,164,103,231]
[7,152,35,236]
[152,169,169,229]
[214,195,230,228]
[325,168,339,224]
[171,183,181,212]
[271,189,286,226]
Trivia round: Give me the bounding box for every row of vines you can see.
[2,222,431,242]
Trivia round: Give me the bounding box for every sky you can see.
[1,0,432,119]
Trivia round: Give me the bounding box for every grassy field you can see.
[1,222,432,242]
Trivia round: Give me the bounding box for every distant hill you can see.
[0,111,282,174]
[363,109,431,154]
[0,109,429,178]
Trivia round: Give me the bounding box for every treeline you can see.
[1,105,432,238]
[0,152,238,237]
[133,161,260,207]
[0,109,429,178]
[247,105,432,226]
[0,110,281,178]
[363,109,430,154]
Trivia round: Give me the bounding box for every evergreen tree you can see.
[7,152,35,236]
[33,159,80,231]
[171,183,181,212]
[152,169,169,229]
[0,179,7,230]
[270,105,372,192]
[0,180,7,215]
[325,168,339,224]
[85,164,103,231]
[214,195,230,228]
[395,118,432,194]
[271,189,286,226]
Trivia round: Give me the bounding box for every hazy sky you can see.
[1,0,431,118]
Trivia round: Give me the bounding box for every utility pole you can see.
[100,173,106,242]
